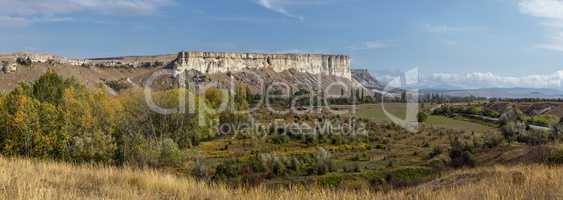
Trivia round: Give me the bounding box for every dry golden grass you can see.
[0,156,562,200]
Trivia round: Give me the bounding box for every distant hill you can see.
[423,88,563,99]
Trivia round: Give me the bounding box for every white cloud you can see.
[422,24,482,33]
[0,16,30,27]
[255,0,327,20]
[349,41,392,50]
[421,70,563,89]
[519,0,563,52]
[519,0,563,20]
[0,0,173,27]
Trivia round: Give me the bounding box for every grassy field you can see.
[1,156,561,200]
[425,116,497,132]
[335,103,497,133]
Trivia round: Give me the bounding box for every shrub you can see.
[501,121,526,142]
[271,134,290,144]
[448,137,476,168]
[528,115,558,127]
[272,157,287,176]
[309,148,336,175]
[319,174,343,187]
[547,148,563,164]
[384,167,434,187]
[517,130,550,145]
[104,79,130,92]
[483,133,504,148]
[250,154,270,173]
[417,112,429,123]
[214,159,241,180]
[286,157,303,175]
[159,139,184,167]
[191,160,210,179]
[428,146,443,159]
[429,159,446,170]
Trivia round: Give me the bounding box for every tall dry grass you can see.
[0,156,561,200]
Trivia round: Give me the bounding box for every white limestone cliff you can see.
[174,51,352,80]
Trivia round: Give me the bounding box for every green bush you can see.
[191,160,210,179]
[483,133,504,148]
[271,134,290,144]
[417,112,428,123]
[428,146,443,159]
[272,157,287,176]
[319,174,344,187]
[214,159,241,180]
[159,139,184,167]
[448,137,476,168]
[517,130,550,145]
[528,115,558,127]
[384,167,434,187]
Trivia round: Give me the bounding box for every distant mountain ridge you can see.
[422,87,563,99]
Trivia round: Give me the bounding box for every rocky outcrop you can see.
[174,51,352,79]
[352,69,383,90]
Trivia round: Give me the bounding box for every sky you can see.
[0,0,562,89]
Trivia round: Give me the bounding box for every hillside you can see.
[0,156,561,200]
[0,52,367,95]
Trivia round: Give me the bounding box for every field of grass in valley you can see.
[336,103,497,132]
[1,156,561,200]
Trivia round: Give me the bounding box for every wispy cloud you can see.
[255,0,327,21]
[0,16,30,27]
[0,0,173,27]
[256,0,303,20]
[422,24,483,33]
[519,0,563,20]
[519,0,563,52]
[349,41,392,50]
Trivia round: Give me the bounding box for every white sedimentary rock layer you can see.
[174,51,352,80]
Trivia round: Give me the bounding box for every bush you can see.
[517,130,550,145]
[384,167,434,187]
[309,148,335,175]
[528,115,558,127]
[501,121,526,142]
[286,157,303,175]
[214,159,241,180]
[448,137,476,168]
[319,174,343,187]
[428,146,443,159]
[272,157,287,176]
[104,79,130,92]
[159,139,184,167]
[271,134,290,144]
[191,160,210,179]
[418,112,429,123]
[483,134,504,148]
[547,148,563,164]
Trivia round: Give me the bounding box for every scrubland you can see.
[0,156,561,200]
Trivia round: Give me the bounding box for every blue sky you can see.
[0,0,562,89]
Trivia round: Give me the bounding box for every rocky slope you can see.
[0,51,375,96]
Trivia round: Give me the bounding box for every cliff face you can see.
[352,69,383,90]
[174,51,351,79]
